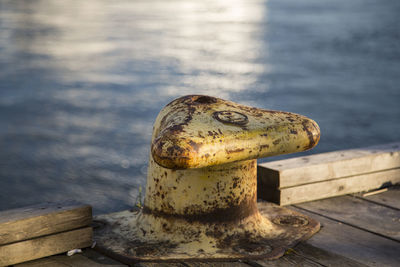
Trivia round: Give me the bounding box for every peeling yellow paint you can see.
[93,95,321,261]
[151,95,320,169]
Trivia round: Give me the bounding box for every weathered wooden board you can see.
[249,249,323,267]
[82,249,129,266]
[284,243,368,267]
[258,142,400,188]
[51,254,127,267]
[260,168,400,205]
[0,227,92,266]
[135,262,250,267]
[15,249,128,267]
[296,195,400,241]
[0,201,92,245]
[355,185,400,210]
[249,242,368,266]
[14,257,68,267]
[183,262,251,267]
[289,206,400,267]
[134,263,187,267]
[15,254,126,267]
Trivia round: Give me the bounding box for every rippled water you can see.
[1,0,399,214]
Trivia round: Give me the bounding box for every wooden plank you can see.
[286,243,368,267]
[289,206,400,267]
[0,201,92,245]
[135,262,250,267]
[52,254,127,267]
[248,242,368,266]
[296,195,400,241]
[134,263,192,267]
[14,257,68,267]
[263,168,400,205]
[181,262,251,267]
[355,185,400,210]
[248,250,322,267]
[15,255,115,267]
[82,248,129,266]
[15,249,128,267]
[258,142,400,188]
[0,227,92,266]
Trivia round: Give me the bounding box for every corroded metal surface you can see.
[151,95,320,169]
[93,202,320,263]
[93,95,321,262]
[145,159,257,220]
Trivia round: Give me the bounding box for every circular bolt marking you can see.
[213,111,248,126]
[272,215,309,227]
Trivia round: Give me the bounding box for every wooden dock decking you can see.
[13,186,400,267]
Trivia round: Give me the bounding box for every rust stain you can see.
[272,215,309,227]
[273,139,281,145]
[142,194,257,224]
[191,95,218,104]
[188,140,201,152]
[302,120,320,150]
[139,95,321,261]
[260,144,270,149]
[226,148,245,154]
[151,95,320,170]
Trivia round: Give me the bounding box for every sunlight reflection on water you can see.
[1,0,399,213]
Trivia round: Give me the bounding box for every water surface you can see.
[1,0,399,213]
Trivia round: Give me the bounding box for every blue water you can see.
[1,0,399,214]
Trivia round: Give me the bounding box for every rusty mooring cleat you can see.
[94,95,321,263]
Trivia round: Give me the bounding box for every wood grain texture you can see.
[296,195,400,241]
[14,257,68,267]
[355,185,400,210]
[287,243,368,267]
[263,168,400,205]
[0,227,92,266]
[247,243,368,267]
[181,262,250,267]
[15,254,127,267]
[134,263,186,267]
[15,249,128,267]
[258,142,400,188]
[52,254,127,267]
[289,206,400,267]
[82,249,129,266]
[135,262,251,267]
[248,252,322,267]
[0,201,92,245]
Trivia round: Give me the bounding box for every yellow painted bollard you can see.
[94,95,320,263]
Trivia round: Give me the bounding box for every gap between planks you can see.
[294,193,400,243]
[246,243,368,267]
[289,206,400,267]
[14,249,128,267]
[353,185,400,210]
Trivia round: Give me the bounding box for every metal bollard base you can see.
[92,201,319,264]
